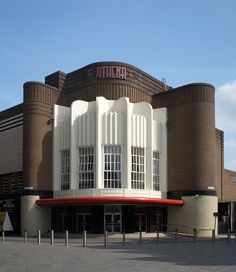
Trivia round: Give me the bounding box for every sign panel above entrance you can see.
[96,66,127,80]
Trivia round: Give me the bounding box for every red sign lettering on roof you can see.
[96,66,127,80]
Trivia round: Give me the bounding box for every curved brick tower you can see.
[152,83,217,234]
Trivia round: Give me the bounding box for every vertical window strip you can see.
[61,150,70,190]
[153,151,160,191]
[78,146,94,189]
[104,145,121,188]
[131,147,145,189]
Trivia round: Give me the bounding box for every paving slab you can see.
[0,236,235,272]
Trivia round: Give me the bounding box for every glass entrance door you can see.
[58,212,67,232]
[134,213,147,232]
[104,213,121,233]
[156,214,163,231]
[77,213,91,233]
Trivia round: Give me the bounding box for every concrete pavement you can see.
[0,235,236,272]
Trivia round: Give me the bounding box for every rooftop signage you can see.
[96,65,127,80]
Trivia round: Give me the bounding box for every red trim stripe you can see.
[36,196,184,206]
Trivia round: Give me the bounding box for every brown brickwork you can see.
[3,61,236,237]
[63,62,167,104]
[0,61,232,201]
[223,169,236,201]
[0,104,23,122]
[23,82,67,191]
[215,129,224,200]
[22,62,167,192]
[152,83,216,195]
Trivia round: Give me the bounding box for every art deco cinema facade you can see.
[0,61,236,236]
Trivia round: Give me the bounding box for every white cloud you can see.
[216,80,236,101]
[216,80,236,132]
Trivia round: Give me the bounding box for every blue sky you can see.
[0,0,236,170]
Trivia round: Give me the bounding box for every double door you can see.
[104,213,121,233]
[134,213,147,232]
[77,213,91,232]
[58,212,67,232]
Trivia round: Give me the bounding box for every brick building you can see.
[0,61,235,236]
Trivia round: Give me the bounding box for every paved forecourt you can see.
[1,235,236,272]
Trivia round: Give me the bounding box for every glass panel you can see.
[77,214,83,223]
[105,214,112,224]
[131,147,145,189]
[77,146,94,189]
[134,215,139,225]
[105,225,113,232]
[140,215,146,225]
[113,225,121,233]
[113,214,120,223]
[85,214,91,224]
[104,145,121,188]
[153,151,160,191]
[61,150,70,190]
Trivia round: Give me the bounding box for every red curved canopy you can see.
[36,196,184,206]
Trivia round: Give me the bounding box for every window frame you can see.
[61,149,70,190]
[103,145,122,189]
[131,147,145,190]
[153,151,160,191]
[77,146,95,189]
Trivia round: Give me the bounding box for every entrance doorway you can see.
[77,213,92,232]
[156,213,164,231]
[134,213,147,232]
[58,211,67,232]
[104,213,122,233]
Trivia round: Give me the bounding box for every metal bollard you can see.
[175,229,178,243]
[212,229,215,244]
[156,230,159,243]
[193,228,197,243]
[2,230,4,243]
[139,230,142,244]
[227,229,231,244]
[24,230,27,244]
[104,231,108,247]
[83,230,87,247]
[122,230,125,247]
[38,230,41,245]
[51,230,54,246]
[65,230,69,247]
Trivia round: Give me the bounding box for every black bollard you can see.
[122,230,125,247]
[227,229,231,244]
[139,230,142,244]
[193,228,197,243]
[175,228,178,243]
[156,230,159,243]
[38,230,41,245]
[212,229,215,244]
